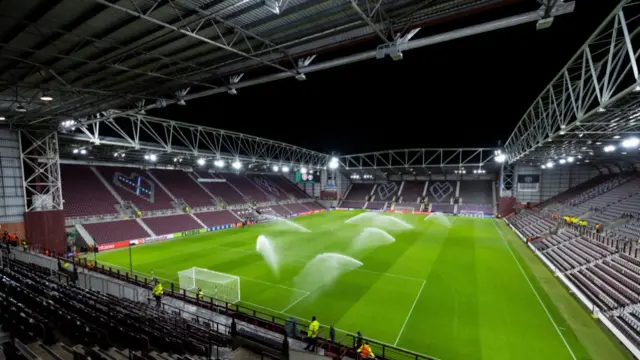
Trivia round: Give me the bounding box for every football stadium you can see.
[1,0,640,360]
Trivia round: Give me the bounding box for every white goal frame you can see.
[459,211,484,218]
[178,267,241,304]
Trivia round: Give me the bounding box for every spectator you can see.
[153,281,163,308]
[329,325,335,343]
[358,341,374,359]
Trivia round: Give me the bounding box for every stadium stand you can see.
[143,214,204,235]
[399,182,424,205]
[282,203,310,214]
[426,181,456,207]
[247,175,289,201]
[61,165,119,218]
[97,167,175,212]
[83,220,150,244]
[341,184,374,208]
[458,204,492,214]
[0,257,234,360]
[195,210,240,227]
[431,204,455,213]
[366,202,387,210]
[459,181,493,205]
[149,169,214,208]
[218,173,270,202]
[266,175,311,199]
[194,172,246,205]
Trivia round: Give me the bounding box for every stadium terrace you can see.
[2,1,640,360]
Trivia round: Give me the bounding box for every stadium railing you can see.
[66,256,438,360]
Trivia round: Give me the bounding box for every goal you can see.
[394,206,415,213]
[178,267,241,304]
[459,211,484,218]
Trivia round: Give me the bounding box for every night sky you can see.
[151,1,617,155]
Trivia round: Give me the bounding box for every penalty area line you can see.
[280,291,311,313]
[394,280,425,346]
[493,222,577,360]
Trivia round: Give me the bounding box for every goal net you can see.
[459,211,484,218]
[178,267,241,304]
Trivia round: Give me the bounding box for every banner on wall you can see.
[208,224,235,232]
[517,174,540,184]
[97,240,130,251]
[144,234,173,245]
[173,228,207,238]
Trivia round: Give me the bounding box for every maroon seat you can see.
[283,203,310,214]
[219,173,270,202]
[195,210,239,227]
[345,184,374,201]
[400,181,425,204]
[97,166,174,211]
[143,214,202,235]
[84,220,149,244]
[195,172,246,205]
[61,165,119,217]
[247,175,289,200]
[265,175,310,199]
[149,169,213,208]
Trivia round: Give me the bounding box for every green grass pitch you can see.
[95,211,631,360]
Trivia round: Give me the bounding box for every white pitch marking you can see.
[394,280,426,346]
[280,291,311,313]
[493,221,577,360]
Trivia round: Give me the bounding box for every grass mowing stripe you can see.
[493,221,577,360]
[394,280,426,346]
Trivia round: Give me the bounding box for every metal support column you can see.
[20,131,63,211]
[500,163,516,197]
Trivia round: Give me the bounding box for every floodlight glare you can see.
[300,167,308,174]
[80,149,87,155]
[567,156,574,163]
[73,149,79,154]
[541,165,546,169]
[622,137,639,148]
[214,159,225,167]
[545,161,554,168]
[272,165,279,172]
[197,158,206,166]
[559,159,566,164]
[232,160,242,169]
[282,166,289,173]
[494,154,506,163]
[149,154,157,162]
[604,145,615,153]
[329,160,339,170]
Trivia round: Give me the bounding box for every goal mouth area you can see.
[178,267,241,304]
[458,211,485,218]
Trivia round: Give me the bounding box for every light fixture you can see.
[622,137,639,148]
[604,145,615,153]
[559,159,566,164]
[80,149,87,155]
[272,165,279,172]
[14,104,26,112]
[282,166,289,173]
[613,135,621,139]
[214,159,225,167]
[197,158,206,166]
[232,160,242,169]
[40,93,53,101]
[541,165,546,169]
[177,99,187,106]
[300,167,307,174]
[567,156,574,163]
[328,157,339,170]
[73,149,79,154]
[494,154,506,163]
[546,161,554,168]
[0,116,5,121]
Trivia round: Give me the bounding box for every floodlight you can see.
[73,149,79,154]
[567,156,574,163]
[559,159,566,164]
[80,149,87,155]
[545,161,554,168]
[300,167,307,174]
[604,145,615,153]
[0,116,6,121]
[232,160,242,169]
[494,154,506,163]
[272,165,279,172]
[214,159,225,167]
[328,158,339,170]
[197,158,206,166]
[149,154,157,162]
[40,94,53,101]
[282,166,289,173]
[541,165,546,169]
[622,137,639,148]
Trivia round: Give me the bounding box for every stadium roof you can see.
[504,0,640,169]
[1,0,573,128]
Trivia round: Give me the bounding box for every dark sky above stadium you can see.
[151,1,617,155]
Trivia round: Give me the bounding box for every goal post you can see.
[178,267,241,304]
